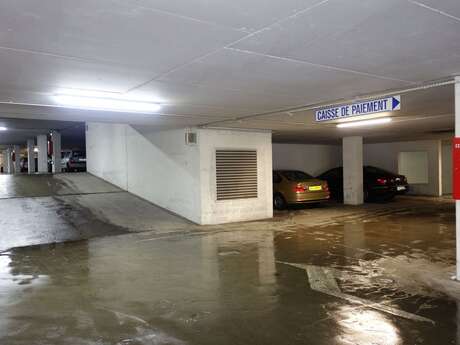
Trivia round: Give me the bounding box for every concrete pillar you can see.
[13,145,20,173]
[343,136,363,205]
[1,150,7,173]
[27,139,36,174]
[37,134,48,173]
[51,130,62,173]
[5,148,13,174]
[454,78,460,281]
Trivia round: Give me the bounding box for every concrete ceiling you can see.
[0,0,459,143]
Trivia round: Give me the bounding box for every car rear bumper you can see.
[395,184,409,194]
[67,163,86,169]
[369,186,396,196]
[287,191,331,204]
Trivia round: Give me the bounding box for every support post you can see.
[13,145,20,173]
[456,76,460,279]
[37,134,48,173]
[51,130,62,173]
[5,148,13,174]
[343,136,364,205]
[27,139,36,174]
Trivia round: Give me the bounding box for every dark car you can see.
[318,166,409,202]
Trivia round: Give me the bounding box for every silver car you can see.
[62,150,87,172]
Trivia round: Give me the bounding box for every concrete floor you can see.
[0,173,458,344]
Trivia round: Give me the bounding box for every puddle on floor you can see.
[0,204,458,344]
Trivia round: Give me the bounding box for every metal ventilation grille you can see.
[216,150,258,200]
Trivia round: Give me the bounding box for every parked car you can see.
[273,170,330,210]
[19,157,28,173]
[318,166,409,202]
[62,150,87,172]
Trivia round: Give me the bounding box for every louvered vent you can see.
[216,150,258,200]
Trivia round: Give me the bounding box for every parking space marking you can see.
[278,261,434,324]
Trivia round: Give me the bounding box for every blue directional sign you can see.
[315,95,401,122]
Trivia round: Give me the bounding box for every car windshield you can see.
[281,171,314,181]
[365,166,393,175]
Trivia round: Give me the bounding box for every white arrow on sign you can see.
[278,261,434,324]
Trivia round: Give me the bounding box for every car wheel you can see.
[273,193,287,210]
[363,189,370,202]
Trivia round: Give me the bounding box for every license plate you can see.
[397,186,406,191]
[309,186,322,191]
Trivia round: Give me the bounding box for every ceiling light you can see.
[337,117,392,128]
[0,127,7,131]
[53,91,162,113]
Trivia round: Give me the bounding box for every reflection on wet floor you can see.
[0,202,458,344]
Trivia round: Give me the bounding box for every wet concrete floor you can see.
[0,173,459,344]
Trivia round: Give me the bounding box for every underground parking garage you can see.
[1,1,460,344]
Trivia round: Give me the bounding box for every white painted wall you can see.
[364,140,442,196]
[272,143,342,176]
[87,123,272,225]
[87,123,201,223]
[126,126,201,224]
[199,129,273,225]
[86,123,128,189]
[442,140,452,195]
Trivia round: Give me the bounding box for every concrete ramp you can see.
[0,173,192,251]
[0,173,121,199]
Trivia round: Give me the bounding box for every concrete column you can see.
[51,130,62,173]
[455,76,460,279]
[1,150,7,173]
[13,145,20,173]
[5,148,13,174]
[27,139,36,174]
[343,136,363,205]
[37,134,48,173]
[0,150,4,173]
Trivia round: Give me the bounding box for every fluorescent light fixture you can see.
[337,117,392,128]
[53,91,162,113]
[0,126,7,131]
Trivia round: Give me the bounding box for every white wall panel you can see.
[86,122,128,190]
[272,143,341,177]
[126,126,201,224]
[364,140,442,196]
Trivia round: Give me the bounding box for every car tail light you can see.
[376,178,387,185]
[295,184,306,193]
